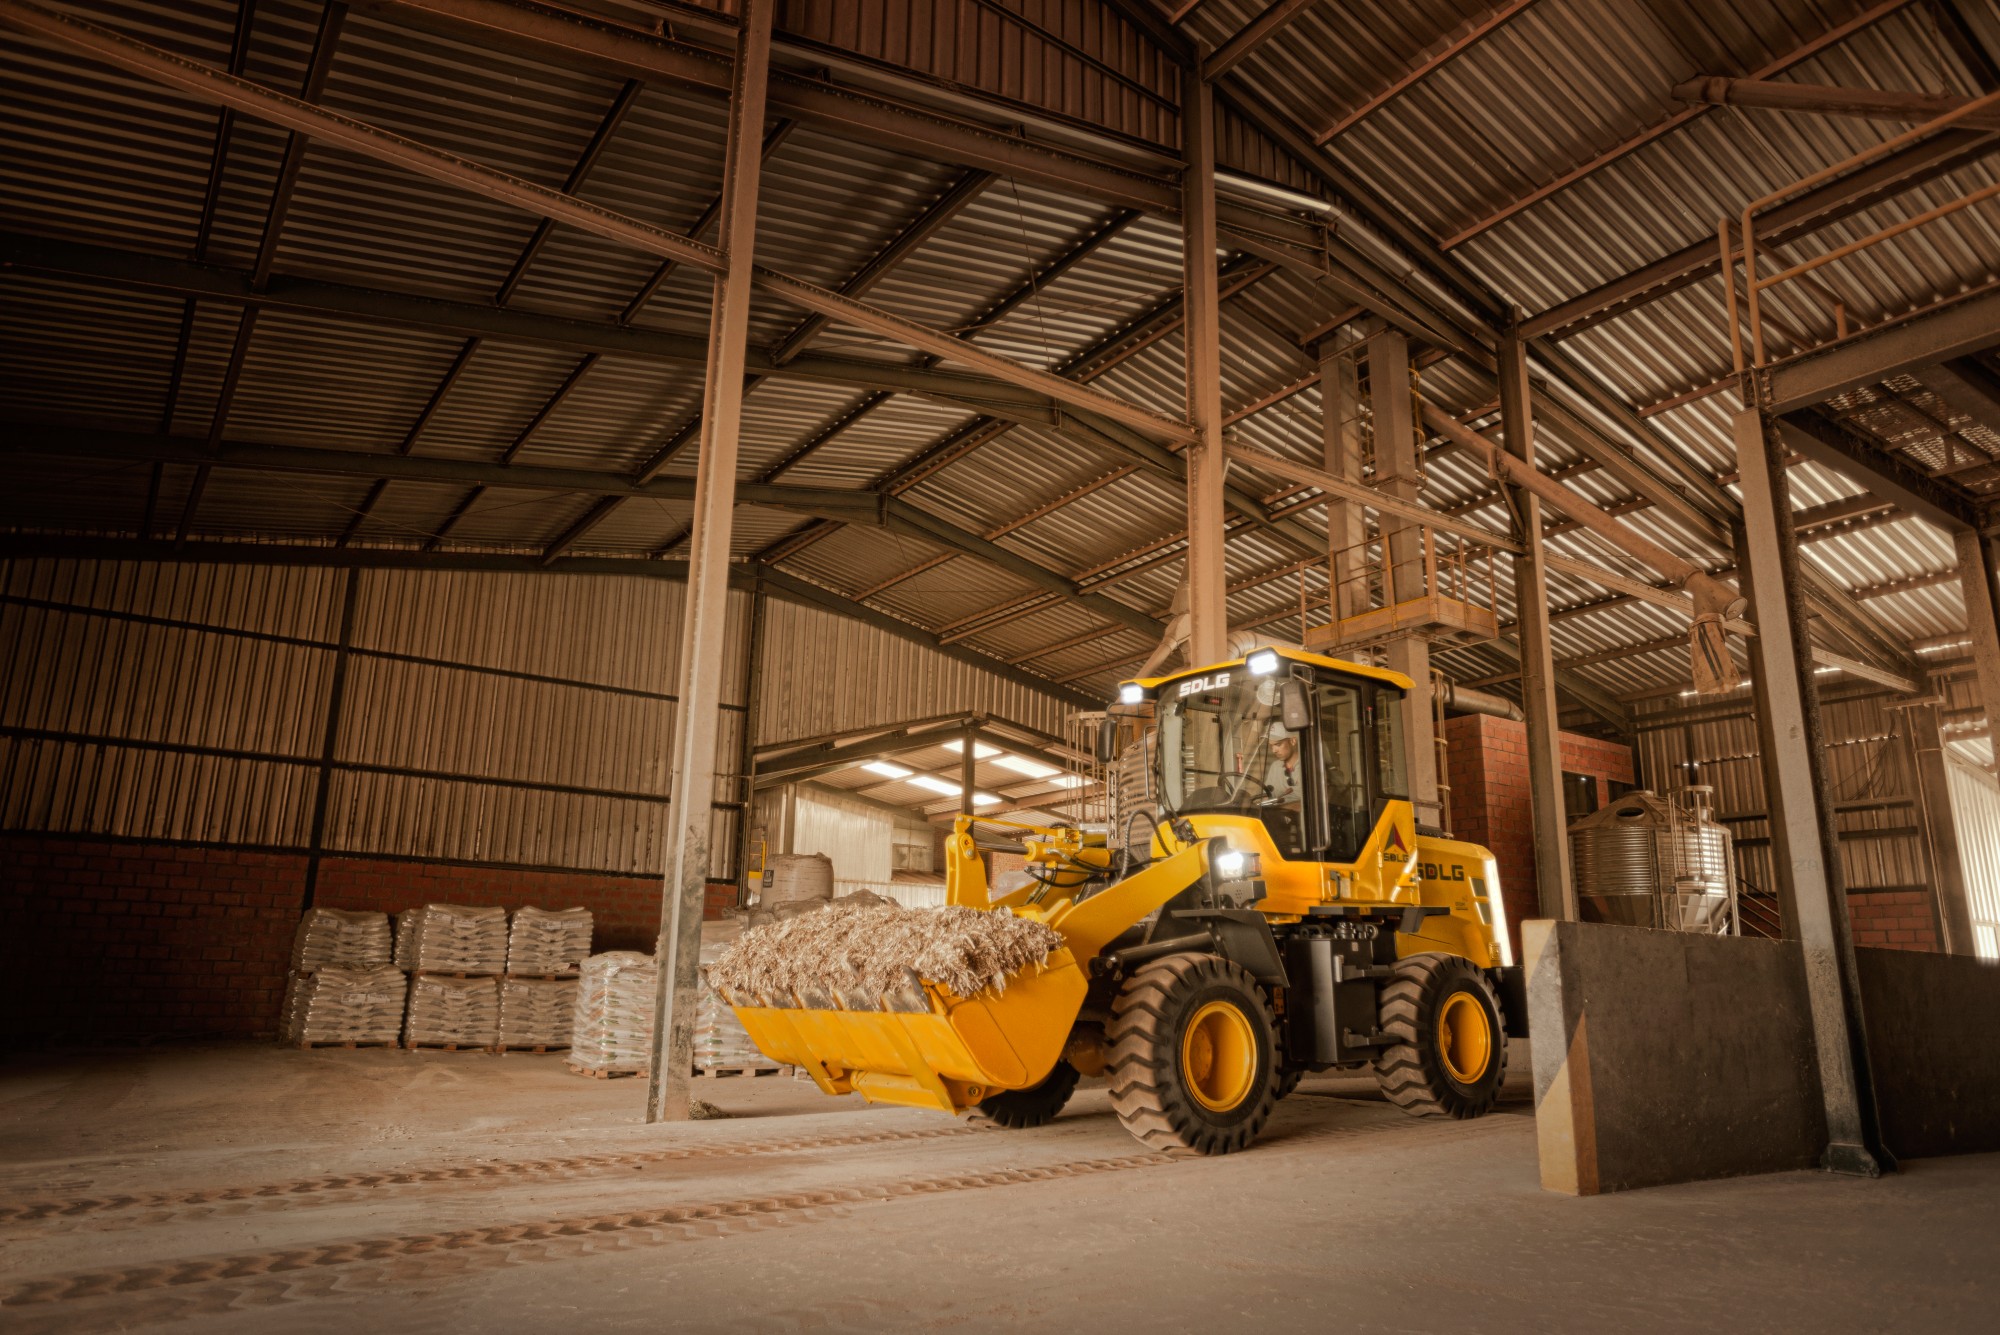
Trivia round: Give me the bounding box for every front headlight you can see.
[1215,849,1247,879]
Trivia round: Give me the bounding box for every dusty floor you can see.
[1,1043,1995,1333]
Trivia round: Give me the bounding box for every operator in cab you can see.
[1260,720,1303,809]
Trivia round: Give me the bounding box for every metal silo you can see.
[1569,787,1738,934]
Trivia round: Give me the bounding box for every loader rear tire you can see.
[967,1060,1079,1129]
[1373,952,1506,1119]
[1106,953,1278,1156]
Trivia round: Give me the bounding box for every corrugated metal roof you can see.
[2,0,1992,713]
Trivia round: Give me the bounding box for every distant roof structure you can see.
[3,0,1995,759]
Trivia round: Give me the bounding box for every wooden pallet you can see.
[404,1040,497,1053]
[696,1065,789,1079]
[566,1061,645,1080]
[502,973,579,982]
[409,971,501,980]
[496,1043,570,1054]
[292,1039,399,1050]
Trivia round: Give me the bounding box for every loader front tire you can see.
[967,1059,1079,1129]
[1106,953,1278,1156]
[1373,952,1506,1119]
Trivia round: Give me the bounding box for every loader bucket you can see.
[722,839,1212,1115]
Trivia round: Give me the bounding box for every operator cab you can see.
[1119,647,1413,866]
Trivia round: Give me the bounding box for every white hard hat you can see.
[1267,720,1291,742]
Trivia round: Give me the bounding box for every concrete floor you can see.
[2,1044,1995,1333]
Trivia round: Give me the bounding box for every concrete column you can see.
[1956,529,2000,771]
[1181,67,1227,667]
[1901,699,1977,954]
[1732,405,1885,1175]
[1319,337,1367,620]
[647,0,773,1124]
[1498,324,1576,921]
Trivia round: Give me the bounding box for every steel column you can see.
[1319,336,1368,619]
[1955,529,2000,768]
[734,573,768,910]
[1367,327,1438,814]
[1732,406,1885,1176]
[1181,67,1228,666]
[1499,324,1576,920]
[961,724,978,818]
[1369,328,1426,603]
[647,0,772,1125]
[300,568,360,909]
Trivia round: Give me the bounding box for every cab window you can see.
[1316,683,1371,862]
[1373,690,1409,799]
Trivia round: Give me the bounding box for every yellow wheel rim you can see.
[1181,1000,1257,1113]
[1437,990,1493,1086]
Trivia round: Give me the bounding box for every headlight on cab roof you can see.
[1247,649,1279,675]
[1118,682,1145,705]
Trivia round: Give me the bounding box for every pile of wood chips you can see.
[702,893,1064,1005]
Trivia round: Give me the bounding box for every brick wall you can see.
[1444,714,1637,959]
[1848,891,1940,953]
[0,832,734,1047]
[0,837,301,1047]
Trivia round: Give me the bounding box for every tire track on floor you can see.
[0,1103,1511,1331]
[0,1151,1177,1327]
[0,1123,982,1230]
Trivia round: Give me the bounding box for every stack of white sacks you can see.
[505,907,594,976]
[568,952,657,1074]
[495,907,592,1051]
[392,908,420,970]
[564,925,781,1078]
[694,920,780,1072]
[404,974,501,1048]
[404,903,509,974]
[284,967,407,1046]
[401,904,507,1049]
[498,977,579,1049]
[280,909,404,1045]
[291,907,394,973]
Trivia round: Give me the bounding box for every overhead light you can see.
[861,761,912,779]
[908,775,962,796]
[1118,683,1144,705]
[942,739,1001,757]
[1247,650,1279,676]
[1047,774,1085,789]
[974,792,1001,806]
[994,754,1058,779]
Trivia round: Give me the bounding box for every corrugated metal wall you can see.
[754,596,1070,743]
[1948,756,2000,960]
[1633,688,1938,909]
[1,556,1075,878]
[0,558,736,875]
[791,785,896,884]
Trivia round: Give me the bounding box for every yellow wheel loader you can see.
[724,646,1524,1156]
